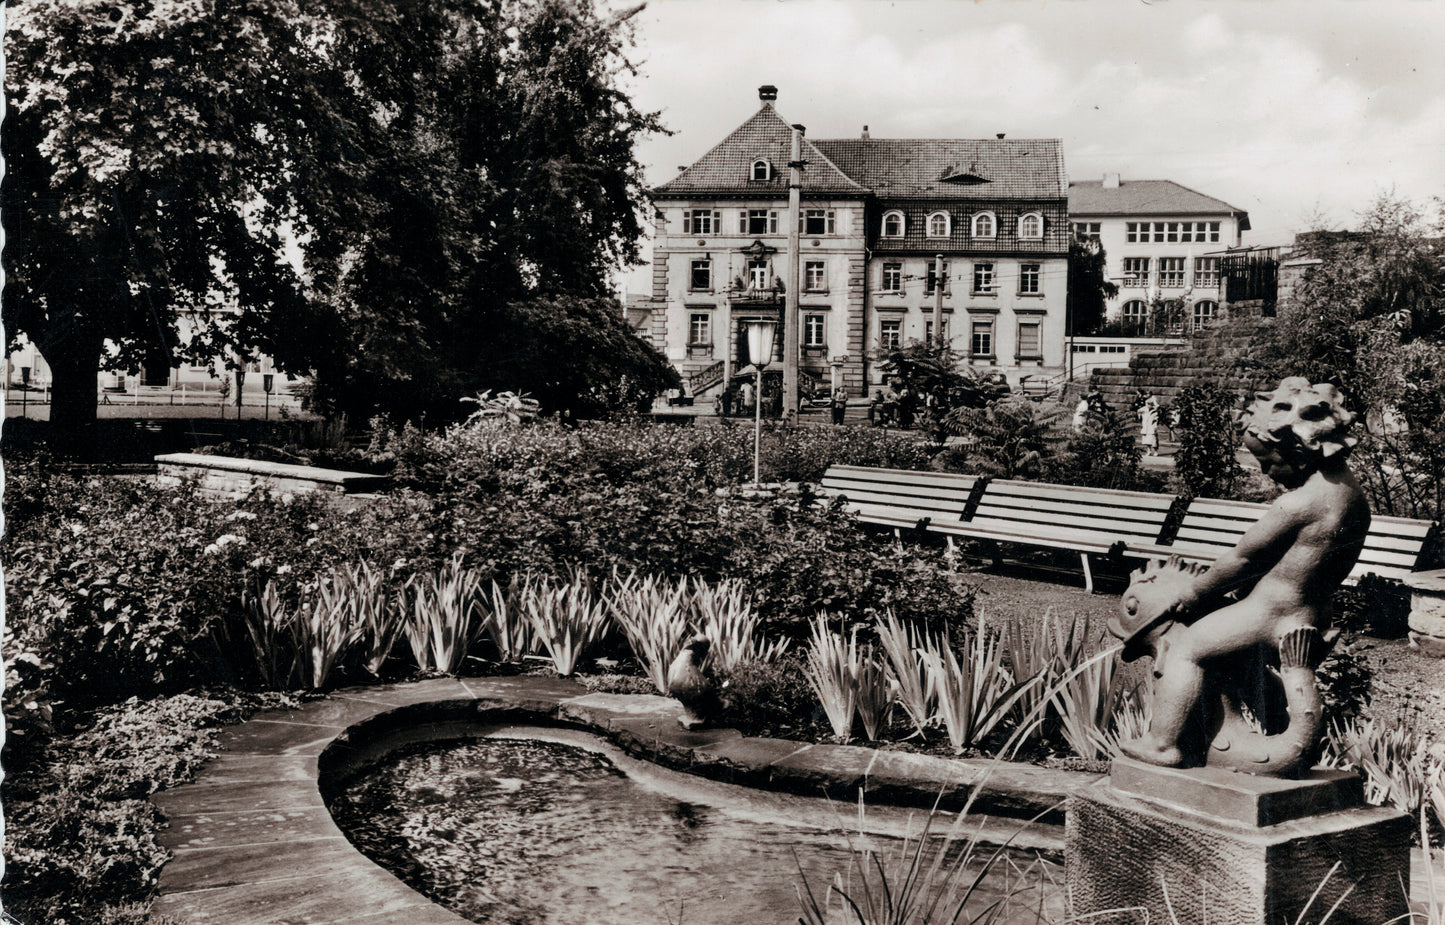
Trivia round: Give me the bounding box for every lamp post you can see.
[746,318,778,486]
[262,373,274,422]
[20,366,30,420]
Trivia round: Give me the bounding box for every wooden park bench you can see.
[934,480,1179,592]
[818,465,982,534]
[1125,496,1438,584]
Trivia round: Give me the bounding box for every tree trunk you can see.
[38,334,103,430]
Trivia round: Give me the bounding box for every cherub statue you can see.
[1109,378,1370,773]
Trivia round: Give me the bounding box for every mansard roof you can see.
[652,104,867,197]
[652,104,1065,201]
[814,138,1066,200]
[1069,179,1251,229]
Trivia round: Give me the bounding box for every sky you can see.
[615,0,1445,291]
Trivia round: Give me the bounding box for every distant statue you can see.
[1139,395,1160,456]
[1109,378,1369,773]
[665,637,726,730]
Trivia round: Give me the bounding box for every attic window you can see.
[972,212,996,239]
[751,159,772,181]
[1018,212,1043,240]
[941,162,990,184]
[926,211,950,238]
[881,210,905,237]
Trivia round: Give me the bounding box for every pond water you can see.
[326,726,1062,925]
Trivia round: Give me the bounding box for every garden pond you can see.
[326,725,1065,925]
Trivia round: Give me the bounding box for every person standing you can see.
[739,379,754,415]
[1139,395,1161,456]
[831,386,847,425]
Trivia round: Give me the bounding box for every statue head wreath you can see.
[1242,377,1358,461]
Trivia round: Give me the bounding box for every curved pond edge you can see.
[149,675,1101,925]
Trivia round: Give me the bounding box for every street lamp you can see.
[262,373,274,422]
[746,318,778,485]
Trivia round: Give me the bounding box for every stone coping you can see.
[154,452,391,492]
[150,676,1101,924]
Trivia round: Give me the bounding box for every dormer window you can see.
[1018,212,1043,240]
[881,210,905,237]
[926,211,950,238]
[751,159,772,181]
[972,212,996,239]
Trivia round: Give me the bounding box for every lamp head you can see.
[747,319,778,368]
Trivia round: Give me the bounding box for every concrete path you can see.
[150,676,1097,924]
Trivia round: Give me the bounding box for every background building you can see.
[648,87,1070,399]
[1069,174,1250,335]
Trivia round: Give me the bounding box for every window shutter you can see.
[738,211,747,234]
[711,210,721,230]
[769,211,779,234]
[682,211,691,235]
[826,211,836,234]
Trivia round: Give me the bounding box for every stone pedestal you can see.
[1066,759,1411,925]
[1403,568,1445,657]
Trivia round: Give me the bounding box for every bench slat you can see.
[975,498,1178,527]
[968,509,1168,540]
[984,479,1177,510]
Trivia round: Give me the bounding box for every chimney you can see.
[792,123,806,136]
[1103,172,1121,189]
[861,125,870,139]
[758,85,778,102]
[996,133,1005,139]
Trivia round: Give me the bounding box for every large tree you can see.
[2,0,368,427]
[286,0,676,421]
[4,0,675,428]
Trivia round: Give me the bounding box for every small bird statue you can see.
[665,636,726,730]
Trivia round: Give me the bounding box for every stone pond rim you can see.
[148,675,1099,924]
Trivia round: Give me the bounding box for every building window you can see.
[926,320,951,343]
[748,259,769,291]
[926,211,950,237]
[751,159,771,181]
[804,314,827,348]
[924,260,949,295]
[741,209,780,235]
[682,209,720,235]
[1122,299,1148,332]
[881,262,902,292]
[1073,222,1101,240]
[1122,257,1150,287]
[1017,321,1042,359]
[804,260,827,292]
[972,262,995,294]
[689,259,712,291]
[801,209,836,235]
[1125,222,1141,243]
[1193,300,1218,331]
[1018,263,1041,294]
[1193,256,1220,288]
[882,210,905,237]
[688,312,712,346]
[880,319,902,350]
[970,320,994,357]
[1019,213,1043,240]
[972,212,996,238]
[1158,257,1186,288]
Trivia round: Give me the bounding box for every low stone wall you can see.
[154,452,390,498]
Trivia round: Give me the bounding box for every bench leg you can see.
[1080,552,1095,594]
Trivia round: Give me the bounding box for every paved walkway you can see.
[150,676,1095,924]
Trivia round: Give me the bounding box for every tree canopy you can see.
[3,0,676,427]
[1066,232,1118,336]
